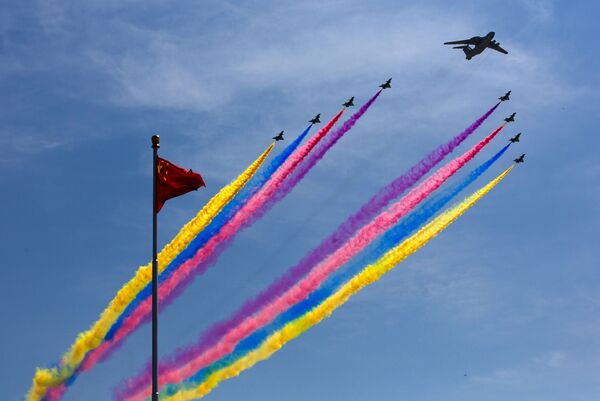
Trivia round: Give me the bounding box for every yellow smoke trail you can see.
[165,165,513,401]
[26,143,276,401]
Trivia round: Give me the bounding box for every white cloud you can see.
[1,129,69,164]
[82,3,581,114]
[472,350,567,385]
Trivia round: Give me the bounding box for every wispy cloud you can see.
[471,350,567,385]
[79,2,580,113]
[1,129,69,164]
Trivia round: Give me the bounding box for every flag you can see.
[156,157,205,212]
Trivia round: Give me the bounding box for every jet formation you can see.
[514,154,526,164]
[343,97,355,107]
[379,78,392,89]
[444,32,508,60]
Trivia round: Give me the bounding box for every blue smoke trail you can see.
[105,125,313,340]
[162,143,512,393]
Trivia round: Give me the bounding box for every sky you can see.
[1,0,599,400]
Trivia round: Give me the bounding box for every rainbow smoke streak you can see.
[107,125,313,340]
[102,93,381,375]
[26,143,276,401]
[123,124,505,401]
[158,166,514,401]
[117,100,500,401]
[76,106,349,388]
[42,129,313,401]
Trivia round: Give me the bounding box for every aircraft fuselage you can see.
[466,32,495,60]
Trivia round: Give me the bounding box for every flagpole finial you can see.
[151,135,160,149]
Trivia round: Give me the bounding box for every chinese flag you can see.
[156,157,205,212]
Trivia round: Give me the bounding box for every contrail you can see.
[104,93,381,375]
[157,166,514,401]
[122,123,505,401]
[72,107,348,384]
[163,92,381,306]
[262,144,513,330]
[42,128,315,401]
[107,125,314,341]
[117,101,500,400]
[44,127,314,400]
[26,143,276,401]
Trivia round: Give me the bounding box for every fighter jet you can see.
[514,154,525,164]
[509,133,521,143]
[272,131,284,141]
[504,112,516,123]
[499,91,511,102]
[444,31,508,60]
[309,114,321,124]
[343,97,355,107]
[379,78,392,89]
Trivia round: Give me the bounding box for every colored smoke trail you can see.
[165,92,381,302]
[118,101,499,400]
[107,125,313,341]
[43,131,313,401]
[366,143,511,263]
[270,144,513,329]
[107,94,382,375]
[124,123,504,401]
[159,166,514,401]
[25,143,276,401]
[83,107,348,384]
[246,90,382,223]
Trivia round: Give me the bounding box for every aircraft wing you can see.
[488,42,508,54]
[444,38,479,45]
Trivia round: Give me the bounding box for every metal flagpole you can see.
[151,134,160,401]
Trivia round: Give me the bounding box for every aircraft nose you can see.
[490,31,495,37]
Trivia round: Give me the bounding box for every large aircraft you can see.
[309,114,321,124]
[499,91,511,101]
[514,154,526,164]
[379,78,392,89]
[343,97,355,107]
[504,112,516,123]
[272,131,284,141]
[444,32,508,60]
[509,133,521,143]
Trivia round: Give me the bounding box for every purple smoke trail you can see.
[173,100,497,363]
[167,99,497,372]
[116,90,384,400]
[118,97,498,400]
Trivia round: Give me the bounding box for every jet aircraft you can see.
[499,91,511,101]
[444,32,508,60]
[504,112,516,123]
[343,97,355,107]
[272,131,284,141]
[309,114,321,124]
[379,78,392,89]
[509,133,521,143]
[514,154,526,164]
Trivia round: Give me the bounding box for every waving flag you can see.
[156,157,206,212]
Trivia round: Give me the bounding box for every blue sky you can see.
[2,0,599,400]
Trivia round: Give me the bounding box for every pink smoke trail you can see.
[121,101,499,399]
[76,109,346,374]
[124,122,506,401]
[115,91,383,400]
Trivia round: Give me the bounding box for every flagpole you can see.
[151,134,160,401]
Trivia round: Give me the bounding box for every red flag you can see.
[156,157,205,212]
